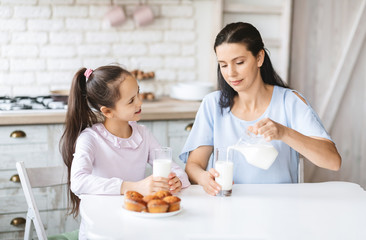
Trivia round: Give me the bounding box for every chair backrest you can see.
[298,155,304,183]
[16,161,68,240]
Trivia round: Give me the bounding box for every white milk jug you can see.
[230,132,278,170]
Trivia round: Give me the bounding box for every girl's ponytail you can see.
[60,68,95,217]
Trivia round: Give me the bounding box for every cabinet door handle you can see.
[10,130,26,138]
[10,174,20,183]
[185,123,193,132]
[10,217,26,226]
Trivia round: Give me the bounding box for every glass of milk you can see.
[214,147,234,197]
[153,147,172,178]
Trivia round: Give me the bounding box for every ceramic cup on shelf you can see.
[105,6,126,27]
[133,5,154,27]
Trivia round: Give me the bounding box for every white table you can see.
[80,182,366,240]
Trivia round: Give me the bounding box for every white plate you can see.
[121,205,183,218]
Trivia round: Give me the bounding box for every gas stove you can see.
[0,96,67,111]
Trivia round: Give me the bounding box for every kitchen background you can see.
[1,0,363,186]
[0,0,221,98]
[0,0,366,238]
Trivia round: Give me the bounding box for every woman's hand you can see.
[168,172,182,194]
[248,117,286,141]
[185,145,219,195]
[248,118,341,171]
[198,168,221,196]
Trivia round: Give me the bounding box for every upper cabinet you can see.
[217,0,292,82]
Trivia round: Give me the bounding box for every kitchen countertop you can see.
[0,97,201,126]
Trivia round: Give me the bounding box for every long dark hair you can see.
[214,22,287,111]
[60,65,131,217]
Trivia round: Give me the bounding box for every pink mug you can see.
[133,5,154,27]
[105,6,126,27]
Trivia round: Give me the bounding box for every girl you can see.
[180,22,341,195]
[60,65,190,239]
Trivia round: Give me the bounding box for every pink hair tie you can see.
[84,68,93,81]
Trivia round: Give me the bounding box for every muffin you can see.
[163,196,181,212]
[145,92,155,101]
[147,199,169,213]
[124,196,146,212]
[154,190,172,199]
[125,191,143,199]
[142,194,159,203]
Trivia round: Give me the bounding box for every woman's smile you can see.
[135,109,141,114]
[230,79,243,86]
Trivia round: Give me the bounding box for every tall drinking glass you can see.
[214,147,234,197]
[153,147,172,178]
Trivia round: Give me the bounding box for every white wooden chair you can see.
[298,155,305,183]
[16,161,78,240]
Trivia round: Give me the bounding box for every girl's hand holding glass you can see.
[168,172,182,194]
[153,147,183,194]
[129,175,170,196]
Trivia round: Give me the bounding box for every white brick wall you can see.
[14,6,51,18]
[12,32,48,44]
[3,45,39,57]
[150,43,180,55]
[113,44,148,56]
[0,60,10,71]
[6,72,35,85]
[40,46,76,58]
[0,6,12,18]
[171,19,195,30]
[0,33,10,44]
[161,6,193,17]
[10,59,45,71]
[53,6,89,18]
[0,19,26,31]
[0,0,217,97]
[28,19,64,31]
[78,45,111,57]
[165,31,195,42]
[49,33,83,44]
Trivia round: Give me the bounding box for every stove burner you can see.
[0,96,67,111]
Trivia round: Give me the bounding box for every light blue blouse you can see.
[179,86,332,183]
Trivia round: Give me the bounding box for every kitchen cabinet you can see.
[0,124,79,239]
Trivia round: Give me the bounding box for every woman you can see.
[179,22,341,195]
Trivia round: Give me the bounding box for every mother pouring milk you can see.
[179,22,342,196]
